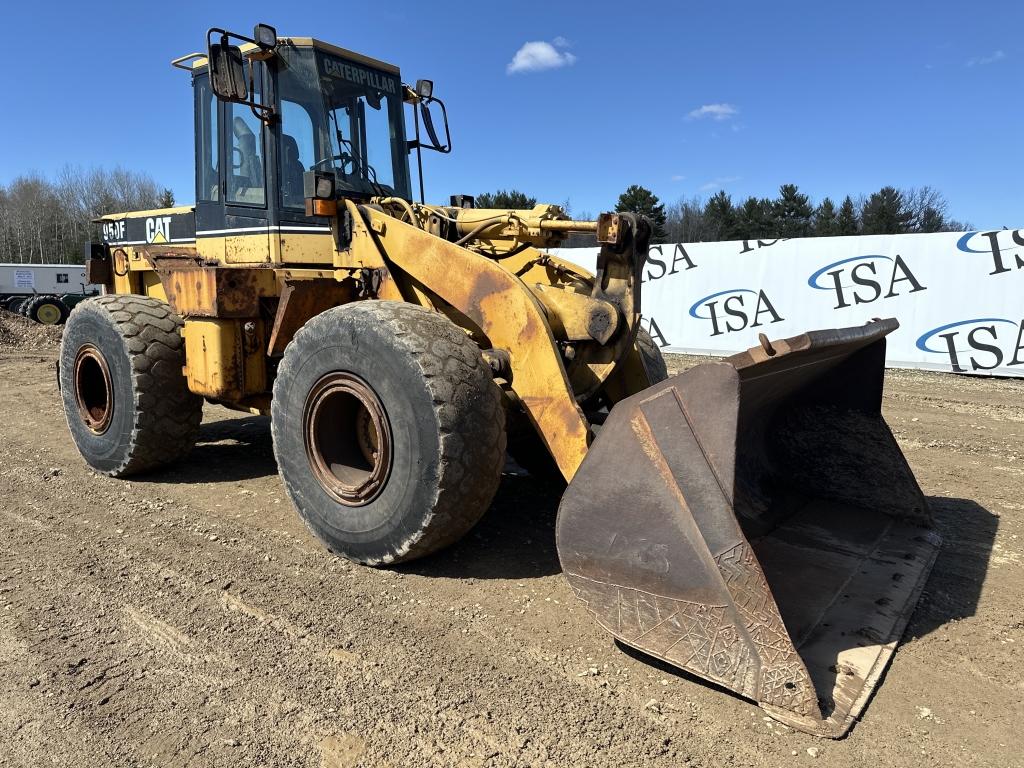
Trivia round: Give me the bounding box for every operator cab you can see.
[176,25,449,262]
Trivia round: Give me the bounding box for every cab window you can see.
[280,99,315,209]
[195,74,219,201]
[226,64,266,206]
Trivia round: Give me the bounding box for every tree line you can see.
[0,167,172,264]
[477,184,971,246]
[0,172,973,265]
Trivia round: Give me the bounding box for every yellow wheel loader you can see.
[61,24,940,737]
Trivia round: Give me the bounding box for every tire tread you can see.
[273,301,506,565]
[63,295,202,477]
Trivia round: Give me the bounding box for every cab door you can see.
[193,64,272,264]
[222,63,271,264]
[274,97,334,265]
[194,72,224,262]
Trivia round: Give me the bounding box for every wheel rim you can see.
[303,372,392,506]
[36,303,61,324]
[73,345,114,434]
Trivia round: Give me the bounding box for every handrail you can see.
[170,52,207,71]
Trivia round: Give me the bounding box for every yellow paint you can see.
[279,230,335,265]
[358,206,592,480]
[183,319,243,400]
[96,205,193,221]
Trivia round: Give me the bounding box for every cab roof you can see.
[175,36,400,76]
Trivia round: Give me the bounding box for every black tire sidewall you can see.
[59,306,137,473]
[30,296,68,325]
[273,310,444,561]
[637,328,669,384]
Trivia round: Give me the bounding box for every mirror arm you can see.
[246,64,276,126]
[205,26,277,126]
[413,98,426,204]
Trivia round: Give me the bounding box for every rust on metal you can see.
[182,319,245,400]
[303,371,392,506]
[85,257,112,286]
[73,344,114,434]
[596,212,623,246]
[267,279,356,357]
[143,246,278,319]
[557,319,940,737]
[563,213,650,400]
[531,284,619,344]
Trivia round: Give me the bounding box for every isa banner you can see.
[554,230,1024,377]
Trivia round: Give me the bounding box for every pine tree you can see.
[918,206,946,232]
[813,197,839,236]
[703,190,739,241]
[836,196,859,235]
[771,183,813,238]
[736,197,772,240]
[475,189,537,209]
[860,186,913,234]
[158,188,175,208]
[615,184,668,242]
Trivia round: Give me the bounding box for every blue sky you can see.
[3,0,1021,227]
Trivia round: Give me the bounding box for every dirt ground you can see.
[1,334,1021,767]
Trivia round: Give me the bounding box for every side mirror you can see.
[204,25,277,120]
[418,99,451,154]
[209,41,248,101]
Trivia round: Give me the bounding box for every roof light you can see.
[253,23,277,50]
[415,79,433,99]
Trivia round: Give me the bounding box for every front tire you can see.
[59,295,203,476]
[636,327,669,384]
[271,301,506,565]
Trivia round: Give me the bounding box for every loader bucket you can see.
[556,319,940,737]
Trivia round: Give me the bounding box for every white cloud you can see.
[670,174,686,182]
[507,39,577,74]
[687,103,738,121]
[967,50,1006,67]
[699,176,740,191]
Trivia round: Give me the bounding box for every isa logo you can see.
[916,318,1024,373]
[688,288,784,337]
[807,254,925,309]
[957,231,1024,276]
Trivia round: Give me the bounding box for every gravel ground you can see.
[0,309,62,351]
[0,342,1021,768]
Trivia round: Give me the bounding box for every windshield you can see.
[277,45,411,205]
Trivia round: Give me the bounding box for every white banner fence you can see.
[555,229,1024,377]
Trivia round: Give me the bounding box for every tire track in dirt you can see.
[0,452,698,767]
[2,354,1022,767]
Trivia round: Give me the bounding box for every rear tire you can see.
[272,301,506,565]
[59,295,203,477]
[27,294,69,325]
